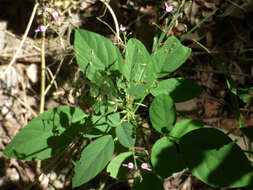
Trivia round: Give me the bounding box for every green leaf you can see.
[121,38,155,82]
[128,83,151,99]
[149,94,176,134]
[74,29,123,111]
[237,87,253,104]
[106,152,132,179]
[180,128,253,188]
[151,137,185,178]
[74,29,123,73]
[150,78,203,102]
[170,119,203,139]
[116,122,136,148]
[240,127,253,141]
[83,112,120,138]
[89,72,119,98]
[72,135,114,188]
[121,39,155,99]
[3,106,86,161]
[151,36,191,78]
[133,173,164,190]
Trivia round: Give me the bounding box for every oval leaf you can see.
[151,137,185,178]
[3,106,85,161]
[150,78,203,102]
[72,135,114,188]
[180,128,253,188]
[123,38,155,82]
[106,152,132,179]
[151,36,191,78]
[74,29,123,73]
[170,119,203,139]
[116,122,136,148]
[149,94,176,134]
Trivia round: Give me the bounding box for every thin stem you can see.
[40,16,46,114]
[181,8,218,42]
[44,57,64,95]
[153,1,185,52]
[36,9,47,176]
[100,0,122,44]
[4,3,39,73]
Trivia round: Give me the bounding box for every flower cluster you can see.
[35,7,59,33]
[122,162,152,171]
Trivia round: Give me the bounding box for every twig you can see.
[44,57,64,95]
[46,67,58,92]
[4,3,39,73]
[15,96,38,117]
[4,30,41,52]
[181,8,218,42]
[99,0,122,44]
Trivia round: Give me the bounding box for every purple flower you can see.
[35,28,41,33]
[35,25,48,33]
[141,163,152,171]
[43,7,49,12]
[122,162,134,169]
[119,24,126,32]
[165,3,173,13]
[52,11,59,23]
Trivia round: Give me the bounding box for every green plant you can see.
[3,1,253,189]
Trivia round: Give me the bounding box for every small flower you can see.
[122,162,134,169]
[40,25,48,32]
[119,24,126,32]
[141,163,152,171]
[35,25,48,33]
[43,7,49,12]
[165,3,173,13]
[52,11,59,23]
[35,28,41,33]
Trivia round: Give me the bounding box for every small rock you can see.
[26,64,38,83]
[0,21,7,50]
[6,168,20,181]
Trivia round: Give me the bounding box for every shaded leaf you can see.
[149,94,176,134]
[3,106,85,161]
[151,137,185,178]
[170,119,203,139]
[180,128,253,188]
[116,122,136,148]
[106,152,132,179]
[72,135,114,187]
[151,78,203,102]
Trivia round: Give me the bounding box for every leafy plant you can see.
[4,25,253,190]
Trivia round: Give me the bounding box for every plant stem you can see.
[36,9,47,176]
[100,0,122,44]
[4,3,39,73]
